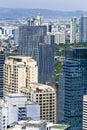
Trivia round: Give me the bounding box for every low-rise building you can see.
[7,119,47,130]
[0,93,40,129]
[0,100,7,130]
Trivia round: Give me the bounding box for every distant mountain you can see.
[0,8,87,19]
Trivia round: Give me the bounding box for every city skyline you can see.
[0,0,87,11]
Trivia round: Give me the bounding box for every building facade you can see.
[0,53,5,97]
[58,73,64,123]
[5,93,40,126]
[83,95,87,130]
[27,83,56,123]
[4,56,38,94]
[0,104,7,130]
[64,48,87,130]
[0,93,40,129]
[79,15,87,43]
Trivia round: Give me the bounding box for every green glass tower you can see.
[64,48,87,130]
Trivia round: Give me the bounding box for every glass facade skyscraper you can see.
[18,25,54,83]
[64,48,87,130]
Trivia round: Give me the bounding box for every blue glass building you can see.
[64,48,87,130]
[79,16,87,43]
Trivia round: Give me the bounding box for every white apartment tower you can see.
[70,17,77,43]
[4,56,38,94]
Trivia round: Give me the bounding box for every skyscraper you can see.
[79,15,87,43]
[58,73,64,123]
[18,24,54,83]
[64,48,87,130]
[4,56,38,94]
[70,17,77,43]
[0,53,5,97]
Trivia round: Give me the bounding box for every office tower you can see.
[64,48,87,130]
[39,34,54,83]
[0,53,5,97]
[58,73,64,123]
[79,15,87,43]
[70,17,77,43]
[83,95,87,130]
[18,24,54,83]
[29,83,56,123]
[4,56,38,95]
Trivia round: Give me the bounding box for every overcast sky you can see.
[0,0,87,11]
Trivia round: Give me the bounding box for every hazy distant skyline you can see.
[0,0,87,11]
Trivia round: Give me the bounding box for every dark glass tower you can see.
[0,54,5,97]
[64,48,87,130]
[18,25,54,83]
[39,35,54,83]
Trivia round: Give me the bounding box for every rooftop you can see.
[9,56,35,62]
[30,83,55,93]
[7,119,46,130]
[5,93,28,98]
[52,124,69,130]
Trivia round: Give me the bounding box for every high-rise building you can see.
[54,31,65,44]
[18,25,46,64]
[58,73,64,123]
[70,17,77,43]
[0,53,5,97]
[18,24,54,83]
[30,83,56,123]
[83,95,87,130]
[39,34,54,83]
[26,83,57,123]
[79,15,87,43]
[4,56,38,95]
[64,48,87,130]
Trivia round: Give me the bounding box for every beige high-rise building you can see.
[4,56,38,94]
[24,83,57,123]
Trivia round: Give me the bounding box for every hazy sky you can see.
[0,0,87,11]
